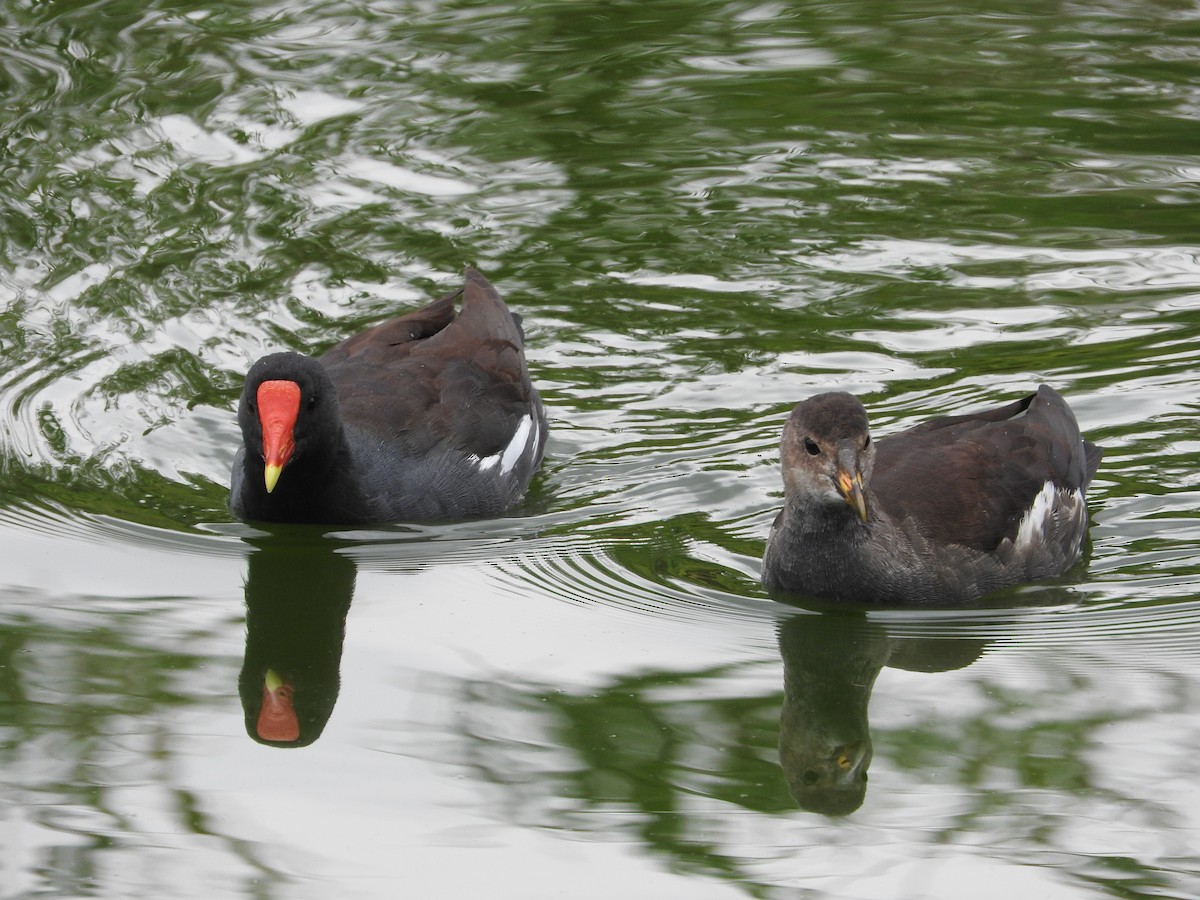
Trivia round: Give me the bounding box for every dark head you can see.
[780,392,875,523]
[238,352,343,494]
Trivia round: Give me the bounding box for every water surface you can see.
[2,1,1199,897]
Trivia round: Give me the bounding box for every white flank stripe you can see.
[500,414,534,474]
[1014,481,1077,550]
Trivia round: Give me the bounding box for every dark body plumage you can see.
[762,386,1102,606]
[230,268,546,525]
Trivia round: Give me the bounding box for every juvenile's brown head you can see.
[780,392,876,523]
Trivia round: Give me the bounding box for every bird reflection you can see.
[776,612,986,816]
[239,535,356,748]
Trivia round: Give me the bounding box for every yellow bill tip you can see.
[837,471,869,523]
[264,463,282,494]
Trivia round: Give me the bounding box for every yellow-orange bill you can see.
[837,470,868,523]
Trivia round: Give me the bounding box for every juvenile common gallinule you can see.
[230,268,546,524]
[762,386,1102,605]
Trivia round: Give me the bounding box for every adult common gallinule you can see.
[230,268,547,524]
[762,386,1102,605]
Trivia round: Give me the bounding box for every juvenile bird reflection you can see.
[239,535,356,747]
[777,612,986,815]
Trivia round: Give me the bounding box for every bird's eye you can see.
[307,394,318,411]
[803,437,821,456]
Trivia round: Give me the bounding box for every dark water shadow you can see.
[239,531,357,748]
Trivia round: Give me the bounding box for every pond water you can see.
[2,0,1200,897]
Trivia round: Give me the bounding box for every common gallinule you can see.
[762,386,1102,605]
[230,268,547,524]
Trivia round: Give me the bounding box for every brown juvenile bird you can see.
[762,387,1102,605]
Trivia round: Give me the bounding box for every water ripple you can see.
[0,0,1196,645]
[496,542,774,630]
[859,598,1200,662]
